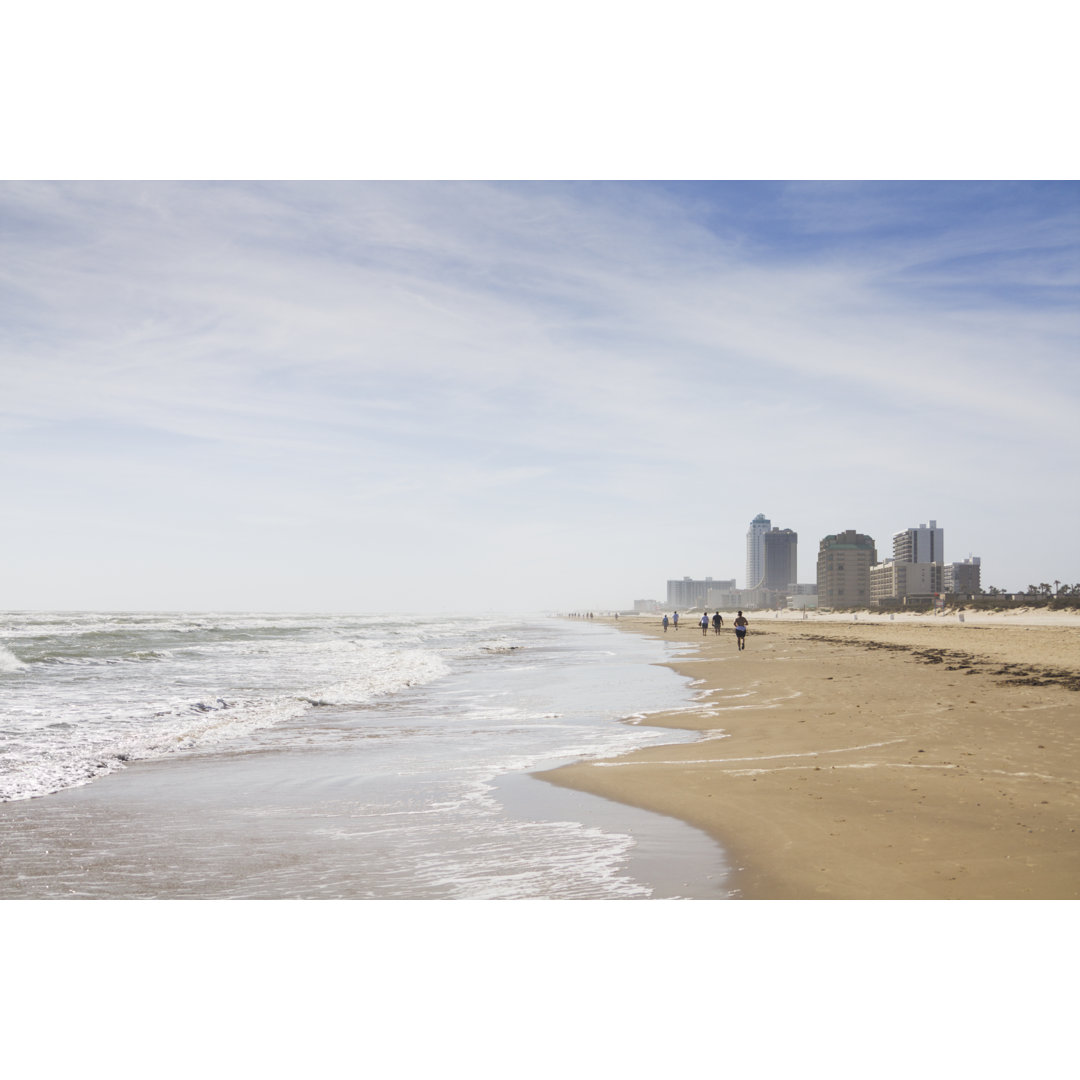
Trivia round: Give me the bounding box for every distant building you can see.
[893,520,944,564]
[633,599,661,613]
[787,588,818,610]
[944,557,981,595]
[817,530,877,608]
[870,561,945,605]
[710,586,745,610]
[734,586,767,611]
[666,577,737,609]
[763,528,798,591]
[870,520,950,605]
[745,513,771,588]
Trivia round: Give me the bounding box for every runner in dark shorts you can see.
[733,611,749,650]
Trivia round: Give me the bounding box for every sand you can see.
[537,611,1080,899]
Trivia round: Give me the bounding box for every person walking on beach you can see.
[662,614,669,632]
[700,613,709,635]
[733,611,749,650]
[712,611,723,634]
[672,611,679,630]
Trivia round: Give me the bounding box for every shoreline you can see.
[536,612,1080,899]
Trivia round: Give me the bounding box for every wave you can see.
[0,636,457,800]
[33,650,173,668]
[296,648,451,707]
[0,612,542,802]
[0,646,26,673]
[477,639,523,654]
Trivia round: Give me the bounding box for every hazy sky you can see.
[2,180,1077,611]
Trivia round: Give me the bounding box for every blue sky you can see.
[2,180,1077,611]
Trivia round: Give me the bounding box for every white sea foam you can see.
[0,613,465,800]
[0,645,26,673]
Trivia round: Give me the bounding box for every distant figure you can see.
[712,612,723,634]
[672,611,679,630]
[733,610,749,650]
[662,614,669,632]
[700,613,709,635]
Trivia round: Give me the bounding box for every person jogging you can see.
[733,611,749,650]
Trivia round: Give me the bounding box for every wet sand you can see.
[537,612,1080,899]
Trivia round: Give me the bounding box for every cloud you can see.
[1,180,1077,607]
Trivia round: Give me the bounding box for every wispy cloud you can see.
[2,181,1077,607]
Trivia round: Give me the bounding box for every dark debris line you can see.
[800,635,1080,692]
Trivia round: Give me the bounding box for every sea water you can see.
[0,613,730,898]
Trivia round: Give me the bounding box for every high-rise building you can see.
[870,519,948,606]
[817,530,877,608]
[763,528,798,590]
[893,520,944,564]
[870,561,944,605]
[745,513,771,588]
[666,577,737,609]
[944,557,981,595]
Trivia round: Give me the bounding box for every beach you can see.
[4,609,1078,901]
[538,610,1080,899]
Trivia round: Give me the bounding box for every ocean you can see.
[0,612,730,898]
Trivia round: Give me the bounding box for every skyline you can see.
[2,181,1078,612]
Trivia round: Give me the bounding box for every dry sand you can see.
[537,611,1080,899]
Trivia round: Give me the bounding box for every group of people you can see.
[662,609,749,648]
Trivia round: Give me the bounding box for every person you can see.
[700,612,709,635]
[733,610,749,650]
[672,611,679,630]
[662,614,669,632]
[712,611,723,634]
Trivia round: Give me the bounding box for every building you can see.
[869,561,945,606]
[787,584,818,610]
[763,528,798,591]
[869,520,950,606]
[944,557,981,596]
[633,599,661,613]
[745,513,771,588]
[666,577,737,609]
[817,530,877,608]
[893,520,944,564]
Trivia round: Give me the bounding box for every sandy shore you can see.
[537,611,1080,899]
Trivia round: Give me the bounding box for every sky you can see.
[2,180,1077,611]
